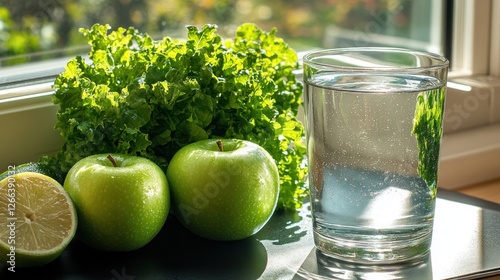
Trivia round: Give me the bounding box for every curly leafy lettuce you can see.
[43,23,307,210]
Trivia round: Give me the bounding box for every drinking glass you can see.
[303,48,449,263]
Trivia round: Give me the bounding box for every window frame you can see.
[450,0,492,77]
[490,0,500,77]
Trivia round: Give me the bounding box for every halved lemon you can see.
[0,172,77,268]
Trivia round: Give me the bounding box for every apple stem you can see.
[216,139,224,152]
[107,154,118,167]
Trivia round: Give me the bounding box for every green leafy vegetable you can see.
[42,23,308,210]
[411,87,446,198]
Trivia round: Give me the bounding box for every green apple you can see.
[63,154,169,251]
[166,139,279,241]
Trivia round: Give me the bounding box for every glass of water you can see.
[303,48,449,264]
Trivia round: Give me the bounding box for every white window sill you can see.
[439,122,500,189]
[437,74,500,189]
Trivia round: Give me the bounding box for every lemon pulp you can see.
[0,172,77,268]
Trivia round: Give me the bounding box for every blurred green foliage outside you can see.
[0,0,417,66]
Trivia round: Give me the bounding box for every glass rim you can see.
[302,47,449,72]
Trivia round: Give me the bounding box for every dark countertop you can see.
[1,189,499,279]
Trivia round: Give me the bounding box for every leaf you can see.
[45,23,308,211]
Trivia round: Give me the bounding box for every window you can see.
[0,0,450,99]
[0,0,447,66]
[0,0,499,189]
